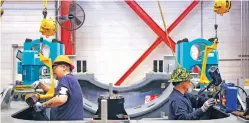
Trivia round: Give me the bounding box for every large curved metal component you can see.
[74,73,173,119]
[1,86,13,109]
[1,73,242,122]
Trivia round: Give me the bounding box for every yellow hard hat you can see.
[53,55,74,70]
[39,18,57,37]
[213,0,231,15]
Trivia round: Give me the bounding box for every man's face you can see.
[181,80,191,93]
[53,64,67,80]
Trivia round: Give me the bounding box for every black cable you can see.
[235,85,248,97]
[233,85,248,112]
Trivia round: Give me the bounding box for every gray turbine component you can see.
[127,84,173,118]
[74,73,170,92]
[74,72,173,119]
[1,85,13,109]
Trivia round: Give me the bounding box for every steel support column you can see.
[60,0,75,55]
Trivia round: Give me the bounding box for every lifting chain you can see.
[43,0,48,18]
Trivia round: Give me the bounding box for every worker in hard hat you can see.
[32,55,84,120]
[167,68,217,120]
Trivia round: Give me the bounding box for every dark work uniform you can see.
[50,74,84,120]
[167,88,208,120]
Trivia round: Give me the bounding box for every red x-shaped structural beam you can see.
[115,0,200,86]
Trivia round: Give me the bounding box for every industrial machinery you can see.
[39,0,57,38]
[56,1,85,31]
[197,67,238,114]
[93,94,129,120]
[176,38,219,85]
[219,83,238,113]
[213,0,232,15]
[13,38,64,100]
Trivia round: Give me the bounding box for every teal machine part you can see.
[176,38,219,86]
[17,38,64,85]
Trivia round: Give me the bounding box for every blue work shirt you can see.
[167,88,208,120]
[50,74,84,120]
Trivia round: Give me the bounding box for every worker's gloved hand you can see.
[33,102,45,112]
[32,81,41,89]
[201,98,217,112]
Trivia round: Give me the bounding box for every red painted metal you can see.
[125,1,175,50]
[60,0,75,55]
[167,0,200,33]
[115,37,162,86]
[115,1,200,86]
[193,66,199,73]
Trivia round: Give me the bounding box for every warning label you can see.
[145,95,158,104]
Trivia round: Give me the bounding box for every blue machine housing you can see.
[17,38,64,85]
[220,83,238,113]
[176,38,219,81]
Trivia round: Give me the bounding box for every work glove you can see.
[32,81,41,89]
[201,98,217,112]
[33,102,45,112]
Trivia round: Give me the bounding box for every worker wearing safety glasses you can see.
[167,68,217,120]
[32,55,84,120]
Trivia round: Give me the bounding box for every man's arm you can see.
[43,95,68,108]
[186,93,208,108]
[39,82,50,92]
[172,100,205,120]
[43,86,69,108]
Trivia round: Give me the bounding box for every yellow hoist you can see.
[214,0,231,15]
[39,0,57,37]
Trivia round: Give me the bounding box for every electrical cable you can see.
[214,13,218,40]
[234,85,248,97]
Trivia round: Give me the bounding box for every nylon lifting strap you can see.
[157,0,181,68]
[43,0,48,9]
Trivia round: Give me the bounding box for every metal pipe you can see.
[245,0,247,78]
[60,0,75,55]
[109,83,113,96]
[242,0,245,79]
[244,0,246,78]
[219,59,248,61]
[245,1,247,78]
[247,1,248,78]
[201,1,203,38]
[101,100,108,123]
[240,0,243,79]
[55,0,58,39]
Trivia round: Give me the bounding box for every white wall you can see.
[0,1,244,86]
[75,1,243,85]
